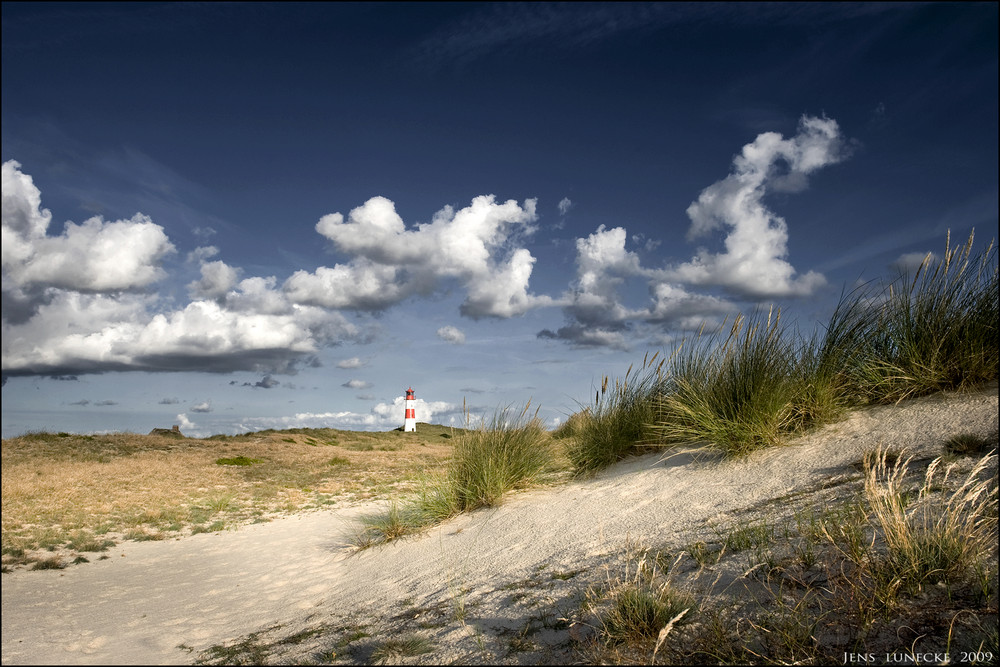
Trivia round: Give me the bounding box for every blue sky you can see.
[2,2,997,438]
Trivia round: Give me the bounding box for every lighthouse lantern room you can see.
[403,387,417,432]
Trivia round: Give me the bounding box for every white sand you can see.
[2,386,997,665]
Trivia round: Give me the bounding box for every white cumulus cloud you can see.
[543,224,732,348]
[436,325,466,344]
[2,161,175,293]
[545,196,752,346]
[645,282,733,331]
[673,115,848,298]
[1,160,53,266]
[188,259,241,299]
[285,194,554,318]
[2,161,362,378]
[564,225,645,329]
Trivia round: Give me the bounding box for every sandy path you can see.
[3,387,997,665]
[1,504,374,665]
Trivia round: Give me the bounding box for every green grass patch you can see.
[29,556,65,571]
[601,584,691,645]
[684,541,722,567]
[588,553,694,647]
[196,626,278,665]
[65,531,114,552]
[720,517,775,553]
[214,456,263,466]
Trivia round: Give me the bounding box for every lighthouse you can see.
[403,387,417,432]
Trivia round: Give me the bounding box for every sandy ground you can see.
[3,386,997,665]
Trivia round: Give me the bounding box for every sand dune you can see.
[2,386,996,665]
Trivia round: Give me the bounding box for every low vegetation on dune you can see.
[579,445,998,665]
[565,230,997,473]
[1,424,460,571]
[560,353,667,474]
[823,231,999,404]
[354,404,567,548]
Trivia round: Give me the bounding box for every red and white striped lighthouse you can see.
[403,387,416,432]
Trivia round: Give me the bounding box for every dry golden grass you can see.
[2,425,458,570]
[863,446,997,597]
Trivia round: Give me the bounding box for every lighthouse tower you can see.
[403,387,417,432]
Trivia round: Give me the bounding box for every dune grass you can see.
[564,352,668,474]
[864,446,997,600]
[447,404,553,509]
[568,308,845,471]
[354,405,556,547]
[822,229,998,404]
[582,447,998,665]
[568,230,997,472]
[370,634,435,664]
[652,307,841,458]
[586,549,693,647]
